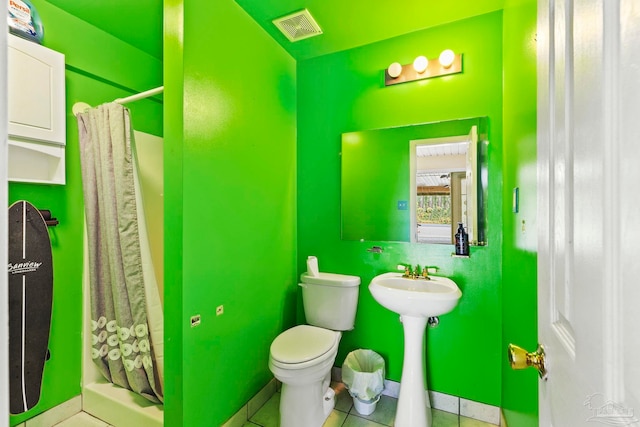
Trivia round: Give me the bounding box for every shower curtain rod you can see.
[114,85,164,104]
[71,85,164,116]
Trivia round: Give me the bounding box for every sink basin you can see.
[369,272,462,427]
[369,272,461,317]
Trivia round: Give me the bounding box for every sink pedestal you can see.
[395,315,432,427]
[368,272,461,427]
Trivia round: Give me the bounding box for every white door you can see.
[1,9,10,427]
[537,0,640,425]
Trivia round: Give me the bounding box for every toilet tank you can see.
[299,272,360,331]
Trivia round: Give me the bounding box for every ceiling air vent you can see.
[273,9,322,42]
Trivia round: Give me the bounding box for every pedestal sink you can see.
[369,272,462,427]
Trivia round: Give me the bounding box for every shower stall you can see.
[75,101,165,426]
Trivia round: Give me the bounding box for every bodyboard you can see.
[8,200,54,414]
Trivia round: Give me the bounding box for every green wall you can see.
[164,0,297,425]
[163,0,184,424]
[501,0,539,425]
[6,2,538,425]
[8,1,161,425]
[297,12,504,406]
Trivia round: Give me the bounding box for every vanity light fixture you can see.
[385,49,463,86]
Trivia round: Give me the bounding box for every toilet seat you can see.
[270,325,340,370]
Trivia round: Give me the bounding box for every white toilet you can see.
[269,272,360,427]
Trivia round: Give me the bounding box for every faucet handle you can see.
[423,266,440,278]
[397,264,411,277]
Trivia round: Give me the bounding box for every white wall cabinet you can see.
[8,34,66,184]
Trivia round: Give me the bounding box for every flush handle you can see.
[508,343,548,380]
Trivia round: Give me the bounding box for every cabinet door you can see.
[8,34,65,145]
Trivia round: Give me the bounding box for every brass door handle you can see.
[508,343,548,380]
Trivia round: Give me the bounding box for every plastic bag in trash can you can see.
[342,349,385,402]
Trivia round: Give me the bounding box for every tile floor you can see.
[47,382,498,427]
[52,412,112,427]
[244,382,498,427]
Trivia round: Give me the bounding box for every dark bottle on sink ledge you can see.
[455,222,469,256]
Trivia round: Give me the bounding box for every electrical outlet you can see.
[216,305,224,316]
[190,314,201,327]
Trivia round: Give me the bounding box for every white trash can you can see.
[342,349,385,415]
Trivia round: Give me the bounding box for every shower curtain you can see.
[77,103,163,403]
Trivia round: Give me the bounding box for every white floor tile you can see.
[332,381,354,413]
[248,392,280,427]
[248,379,277,418]
[349,395,396,426]
[246,381,504,427]
[432,408,460,427]
[342,415,388,427]
[25,396,82,427]
[323,410,348,427]
[53,412,109,427]
[222,404,248,427]
[460,415,501,427]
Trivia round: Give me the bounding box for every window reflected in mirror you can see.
[410,127,477,244]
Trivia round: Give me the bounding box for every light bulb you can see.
[387,62,403,78]
[439,49,455,68]
[413,55,429,73]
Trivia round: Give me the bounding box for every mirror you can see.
[341,117,488,245]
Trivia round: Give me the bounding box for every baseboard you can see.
[83,381,163,427]
[222,379,278,427]
[13,396,82,427]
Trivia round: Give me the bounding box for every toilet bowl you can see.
[269,325,341,427]
[268,271,360,427]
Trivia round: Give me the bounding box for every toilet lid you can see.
[270,325,339,364]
